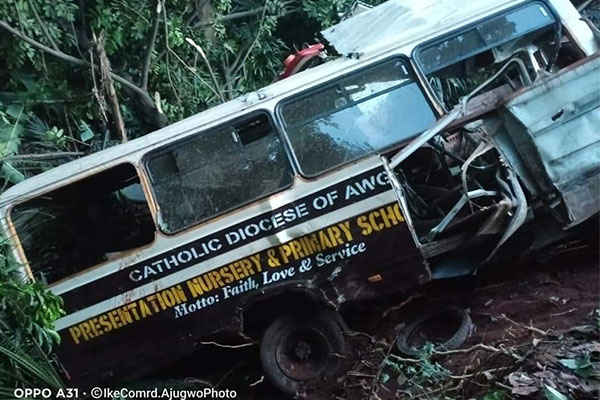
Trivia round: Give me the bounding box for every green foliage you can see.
[1,0,391,154]
[382,343,450,393]
[544,385,570,400]
[302,0,350,28]
[0,79,69,384]
[0,1,329,158]
[0,238,65,345]
[302,0,388,29]
[0,104,26,185]
[559,353,598,378]
[0,239,65,390]
[0,336,65,393]
[0,278,64,351]
[0,100,86,188]
[482,390,508,400]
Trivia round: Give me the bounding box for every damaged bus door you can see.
[382,54,600,279]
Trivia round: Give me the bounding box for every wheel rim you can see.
[275,326,331,381]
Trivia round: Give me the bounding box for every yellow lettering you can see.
[278,244,292,264]
[338,221,353,241]
[357,216,372,236]
[249,254,262,272]
[69,326,82,345]
[171,285,187,304]
[318,230,333,249]
[139,298,153,318]
[220,266,235,284]
[80,321,93,341]
[369,211,384,232]
[99,314,113,332]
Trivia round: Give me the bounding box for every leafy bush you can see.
[0,240,65,391]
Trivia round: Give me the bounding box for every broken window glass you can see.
[418,3,555,74]
[12,164,156,284]
[416,2,556,110]
[146,113,293,234]
[281,58,437,177]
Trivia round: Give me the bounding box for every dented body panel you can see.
[384,53,599,276]
[497,55,600,226]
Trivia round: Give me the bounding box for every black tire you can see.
[396,307,472,357]
[260,308,346,395]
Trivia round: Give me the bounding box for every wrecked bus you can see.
[0,0,598,394]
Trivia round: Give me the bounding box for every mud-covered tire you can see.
[260,308,346,395]
[396,307,471,357]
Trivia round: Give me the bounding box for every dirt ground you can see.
[147,236,599,400]
[334,238,600,400]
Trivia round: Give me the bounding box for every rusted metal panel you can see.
[498,54,600,226]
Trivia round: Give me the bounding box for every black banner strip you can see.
[61,166,390,312]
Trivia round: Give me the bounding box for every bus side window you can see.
[280,58,437,177]
[11,164,156,284]
[145,113,294,234]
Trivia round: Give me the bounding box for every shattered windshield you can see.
[281,58,436,177]
[417,2,555,74]
[146,114,293,233]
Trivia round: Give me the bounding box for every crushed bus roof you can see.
[322,0,527,56]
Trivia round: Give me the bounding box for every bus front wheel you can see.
[259,308,346,395]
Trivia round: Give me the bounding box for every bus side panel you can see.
[54,201,428,388]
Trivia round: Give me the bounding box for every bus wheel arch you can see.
[240,286,330,338]
[260,307,347,395]
[240,287,349,394]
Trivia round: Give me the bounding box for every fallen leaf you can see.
[396,371,407,386]
[543,385,569,400]
[533,370,555,380]
[513,386,539,395]
[509,372,535,387]
[559,359,578,369]
[380,372,390,384]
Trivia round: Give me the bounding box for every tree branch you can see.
[26,0,59,51]
[0,152,85,162]
[193,0,296,28]
[95,31,128,143]
[141,0,162,90]
[0,20,86,67]
[0,20,167,128]
[231,2,269,79]
[160,0,183,105]
[193,7,266,28]
[185,38,227,102]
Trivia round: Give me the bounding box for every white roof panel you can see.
[322,0,527,56]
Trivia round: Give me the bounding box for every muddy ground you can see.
[145,237,599,399]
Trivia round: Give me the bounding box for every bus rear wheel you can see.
[260,308,346,395]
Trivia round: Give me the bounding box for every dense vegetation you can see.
[0,0,384,390]
[0,0,387,185]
